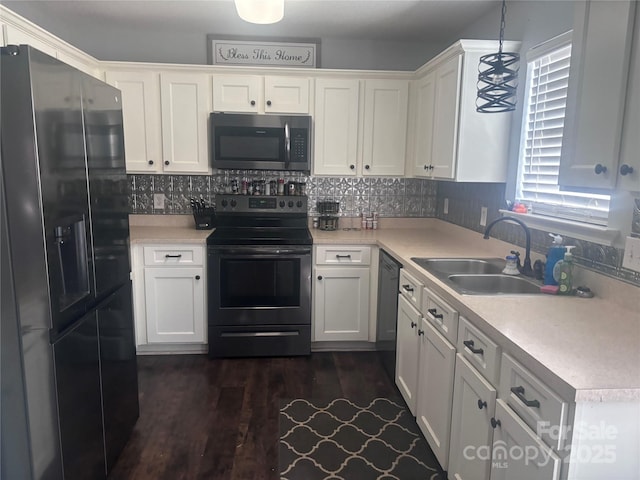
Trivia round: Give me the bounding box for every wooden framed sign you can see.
[207,35,319,68]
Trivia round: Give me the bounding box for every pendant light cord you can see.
[498,0,507,54]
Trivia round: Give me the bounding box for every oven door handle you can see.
[212,247,311,256]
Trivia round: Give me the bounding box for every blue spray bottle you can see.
[544,234,565,285]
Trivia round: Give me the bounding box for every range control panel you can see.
[215,195,308,214]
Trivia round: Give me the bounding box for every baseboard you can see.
[311,341,377,352]
[136,343,208,355]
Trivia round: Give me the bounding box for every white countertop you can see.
[128,215,640,402]
[129,214,212,244]
[312,220,640,403]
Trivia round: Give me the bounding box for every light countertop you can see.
[129,215,640,403]
[129,214,212,244]
[312,220,640,403]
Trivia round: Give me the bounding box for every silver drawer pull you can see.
[221,331,299,338]
[402,284,414,293]
[164,254,182,258]
[335,254,352,259]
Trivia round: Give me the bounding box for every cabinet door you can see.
[412,73,436,177]
[431,54,462,180]
[313,266,370,341]
[106,70,162,173]
[264,76,310,114]
[395,294,420,415]
[144,267,205,343]
[212,74,261,113]
[559,0,636,189]
[448,354,497,480]
[313,78,360,176]
[416,317,456,470]
[618,4,640,191]
[160,72,210,173]
[489,400,561,480]
[362,79,408,176]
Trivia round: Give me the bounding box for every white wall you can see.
[2,0,446,70]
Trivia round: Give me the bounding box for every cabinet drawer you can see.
[500,354,568,451]
[143,245,204,266]
[457,317,500,387]
[315,245,371,265]
[399,269,423,308]
[421,288,458,345]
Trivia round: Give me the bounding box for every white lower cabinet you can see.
[415,317,456,469]
[395,294,421,414]
[489,400,561,480]
[448,354,497,480]
[131,244,207,352]
[313,266,370,341]
[144,266,205,343]
[313,245,372,342]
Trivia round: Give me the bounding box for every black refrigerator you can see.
[1,45,139,480]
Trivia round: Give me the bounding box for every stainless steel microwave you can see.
[210,113,311,172]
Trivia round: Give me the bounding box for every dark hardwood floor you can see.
[108,352,399,480]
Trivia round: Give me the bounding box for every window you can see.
[516,32,610,226]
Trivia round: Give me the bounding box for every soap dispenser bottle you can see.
[553,246,575,295]
[544,234,566,285]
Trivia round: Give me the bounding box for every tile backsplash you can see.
[128,174,638,286]
[436,182,640,286]
[128,173,438,218]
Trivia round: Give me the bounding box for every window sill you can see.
[497,210,620,246]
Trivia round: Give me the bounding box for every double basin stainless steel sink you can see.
[411,257,542,295]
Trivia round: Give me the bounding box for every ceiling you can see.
[5,0,500,43]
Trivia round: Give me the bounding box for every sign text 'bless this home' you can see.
[208,38,318,68]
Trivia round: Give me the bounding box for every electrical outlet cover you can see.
[622,236,640,273]
[480,207,488,227]
[153,193,165,210]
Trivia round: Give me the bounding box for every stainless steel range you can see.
[207,194,312,358]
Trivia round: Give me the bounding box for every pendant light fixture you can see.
[234,0,284,25]
[476,0,519,113]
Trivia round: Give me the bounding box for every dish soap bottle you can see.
[553,246,575,295]
[544,234,565,285]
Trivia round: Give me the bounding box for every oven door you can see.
[208,246,311,327]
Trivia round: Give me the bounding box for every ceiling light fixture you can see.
[234,0,284,25]
[476,0,519,113]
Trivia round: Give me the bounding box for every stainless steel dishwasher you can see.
[376,249,402,381]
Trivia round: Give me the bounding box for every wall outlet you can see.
[444,198,449,215]
[480,206,488,227]
[153,193,165,210]
[622,236,640,273]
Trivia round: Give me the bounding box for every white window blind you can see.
[516,33,610,226]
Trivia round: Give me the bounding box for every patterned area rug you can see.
[279,397,446,480]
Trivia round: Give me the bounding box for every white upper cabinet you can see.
[264,76,310,114]
[313,78,360,176]
[430,55,462,179]
[411,72,436,177]
[361,79,409,176]
[559,0,637,190]
[105,70,162,173]
[160,72,211,173]
[410,40,517,182]
[212,74,261,112]
[618,4,640,192]
[212,74,310,114]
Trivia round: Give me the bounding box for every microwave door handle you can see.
[284,122,291,169]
